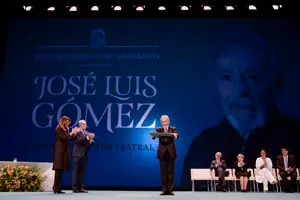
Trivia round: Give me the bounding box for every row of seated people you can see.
[211,147,298,193]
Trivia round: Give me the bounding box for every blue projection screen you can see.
[1,18,300,188]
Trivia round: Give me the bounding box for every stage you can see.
[0,191,299,200]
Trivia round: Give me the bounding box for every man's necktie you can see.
[284,156,288,169]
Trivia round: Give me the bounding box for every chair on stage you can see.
[232,168,256,192]
[210,169,232,192]
[247,168,257,192]
[272,168,279,192]
[296,168,300,192]
[210,169,218,192]
[232,168,237,192]
[275,168,283,192]
[224,169,234,192]
[276,168,300,192]
[190,169,214,192]
[254,168,279,192]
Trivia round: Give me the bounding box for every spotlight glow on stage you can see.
[272,5,282,10]
[136,6,144,11]
[23,6,32,11]
[47,7,55,11]
[203,6,211,11]
[113,6,122,11]
[69,6,77,12]
[158,6,166,11]
[226,6,234,11]
[91,6,99,11]
[181,6,189,11]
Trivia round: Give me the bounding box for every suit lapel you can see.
[162,126,169,132]
[281,155,284,166]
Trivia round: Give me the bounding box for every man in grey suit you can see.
[72,120,95,193]
[210,152,229,192]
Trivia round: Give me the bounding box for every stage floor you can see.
[0,191,299,200]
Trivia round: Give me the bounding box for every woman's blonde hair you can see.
[56,116,71,132]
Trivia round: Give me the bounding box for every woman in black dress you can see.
[235,154,251,192]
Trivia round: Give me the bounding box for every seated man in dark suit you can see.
[180,29,300,189]
[276,147,297,193]
[210,152,229,192]
[72,120,95,193]
[152,115,179,196]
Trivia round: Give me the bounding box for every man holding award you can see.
[151,115,179,196]
[72,120,95,193]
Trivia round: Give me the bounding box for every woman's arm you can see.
[56,128,72,142]
[267,158,273,170]
[255,158,262,169]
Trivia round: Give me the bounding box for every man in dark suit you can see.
[276,147,297,193]
[180,29,300,189]
[210,152,229,192]
[72,120,95,193]
[152,115,179,196]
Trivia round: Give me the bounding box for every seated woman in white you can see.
[255,149,278,192]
